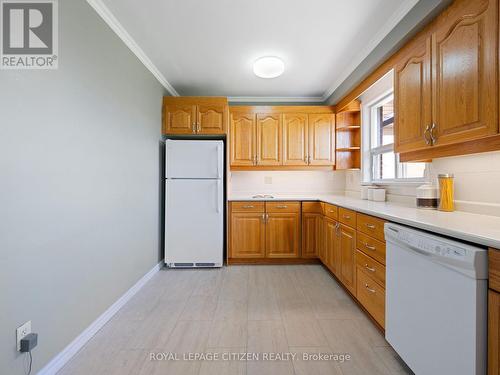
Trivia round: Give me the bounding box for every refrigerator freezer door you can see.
[165,179,223,266]
[166,140,223,179]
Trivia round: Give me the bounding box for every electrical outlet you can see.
[264,176,272,184]
[16,321,31,351]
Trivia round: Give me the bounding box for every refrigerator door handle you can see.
[216,144,222,179]
[216,180,221,213]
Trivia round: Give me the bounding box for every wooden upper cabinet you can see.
[308,114,335,165]
[229,211,266,258]
[197,103,227,134]
[283,113,308,166]
[230,112,256,166]
[163,97,228,135]
[394,35,432,153]
[339,224,357,295]
[257,113,282,166]
[164,103,196,134]
[431,0,498,146]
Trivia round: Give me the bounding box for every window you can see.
[364,92,427,184]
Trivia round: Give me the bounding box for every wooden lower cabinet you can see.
[266,211,300,258]
[324,217,340,277]
[339,224,357,295]
[229,212,265,258]
[229,201,301,261]
[356,269,385,327]
[302,213,321,258]
[490,289,500,375]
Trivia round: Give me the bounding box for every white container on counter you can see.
[368,187,386,202]
[361,185,371,200]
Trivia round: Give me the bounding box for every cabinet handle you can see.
[366,224,376,229]
[276,205,288,209]
[343,215,351,220]
[242,205,254,209]
[192,123,197,133]
[364,264,376,272]
[262,213,266,221]
[429,123,437,145]
[266,213,269,222]
[424,124,431,145]
[364,243,376,251]
[329,210,335,213]
[365,284,376,293]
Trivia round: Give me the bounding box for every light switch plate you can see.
[16,321,31,351]
[264,176,272,184]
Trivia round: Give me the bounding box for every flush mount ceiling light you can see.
[253,56,285,78]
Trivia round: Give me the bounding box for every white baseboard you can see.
[37,262,163,375]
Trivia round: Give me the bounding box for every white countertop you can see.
[229,193,500,249]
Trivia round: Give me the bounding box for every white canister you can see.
[369,187,386,202]
[361,186,371,200]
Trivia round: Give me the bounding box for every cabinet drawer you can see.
[357,213,386,242]
[302,201,323,214]
[356,270,385,328]
[339,207,357,227]
[323,203,338,219]
[231,201,265,212]
[266,201,300,213]
[490,249,500,293]
[356,250,385,287]
[357,232,386,265]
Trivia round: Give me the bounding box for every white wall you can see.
[230,170,346,195]
[0,1,165,373]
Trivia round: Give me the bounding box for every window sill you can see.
[364,180,429,187]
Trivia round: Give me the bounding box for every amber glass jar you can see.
[438,174,455,212]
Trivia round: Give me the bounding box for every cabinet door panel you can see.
[339,224,357,295]
[230,212,265,258]
[257,113,282,166]
[230,113,256,166]
[302,213,320,258]
[432,0,498,145]
[489,290,500,375]
[394,36,432,153]
[324,218,340,276]
[308,114,335,165]
[283,114,308,165]
[266,212,300,258]
[164,104,196,134]
[198,104,227,134]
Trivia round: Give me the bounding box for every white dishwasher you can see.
[384,223,488,375]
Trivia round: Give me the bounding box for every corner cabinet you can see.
[395,0,499,161]
[163,97,228,135]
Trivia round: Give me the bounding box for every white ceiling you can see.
[94,0,418,102]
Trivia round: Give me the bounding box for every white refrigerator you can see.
[165,140,224,267]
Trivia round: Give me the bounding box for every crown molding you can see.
[86,0,179,96]
[228,96,324,103]
[87,0,417,103]
[320,0,419,102]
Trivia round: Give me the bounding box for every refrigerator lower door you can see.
[166,140,223,179]
[165,179,223,267]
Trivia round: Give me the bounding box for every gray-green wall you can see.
[0,1,166,373]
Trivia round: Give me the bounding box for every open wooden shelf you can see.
[336,99,361,170]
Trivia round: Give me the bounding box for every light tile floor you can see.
[58,265,413,375]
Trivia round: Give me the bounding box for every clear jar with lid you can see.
[438,174,455,212]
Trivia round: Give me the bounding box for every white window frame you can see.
[361,88,429,186]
